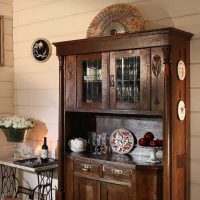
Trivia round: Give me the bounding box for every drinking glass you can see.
[96,133,102,154]
[101,132,107,153]
[91,132,98,154]
[87,132,93,152]
[13,143,20,160]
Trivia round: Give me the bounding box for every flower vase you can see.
[1,128,27,159]
[1,128,27,142]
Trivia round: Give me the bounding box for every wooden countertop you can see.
[66,152,163,169]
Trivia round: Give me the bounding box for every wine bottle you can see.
[41,137,48,163]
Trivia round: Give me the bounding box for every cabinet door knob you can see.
[110,75,115,87]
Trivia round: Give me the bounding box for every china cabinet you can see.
[53,28,192,200]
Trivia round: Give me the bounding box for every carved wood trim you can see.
[66,63,73,80]
[152,55,161,77]
[58,55,65,196]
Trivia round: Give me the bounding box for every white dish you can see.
[68,138,87,152]
[70,146,86,152]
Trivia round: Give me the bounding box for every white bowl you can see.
[70,146,86,152]
[68,138,87,152]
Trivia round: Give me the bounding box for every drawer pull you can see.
[81,164,92,172]
[82,168,90,172]
[111,169,123,175]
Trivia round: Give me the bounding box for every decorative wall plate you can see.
[110,128,135,154]
[87,3,145,38]
[178,100,186,121]
[177,60,186,80]
[32,38,51,62]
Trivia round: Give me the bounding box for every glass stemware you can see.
[96,133,102,154]
[91,132,98,154]
[101,132,107,153]
[13,142,20,160]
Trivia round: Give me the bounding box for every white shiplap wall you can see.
[12,0,200,199]
[0,0,13,157]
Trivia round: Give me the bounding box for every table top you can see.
[0,157,58,172]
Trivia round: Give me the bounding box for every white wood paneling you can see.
[191,160,200,184]
[4,35,13,51]
[0,98,13,113]
[14,106,58,124]
[4,50,13,66]
[191,183,200,200]
[191,39,200,64]
[191,64,200,88]
[13,10,97,43]
[0,3,12,17]
[191,89,200,111]
[14,57,58,73]
[191,112,200,136]
[135,0,200,21]
[0,82,13,97]
[13,0,62,12]
[14,89,58,107]
[145,12,200,33]
[14,72,58,89]
[13,0,135,26]
[191,136,200,160]
[0,67,13,81]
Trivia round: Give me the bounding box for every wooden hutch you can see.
[53,28,193,200]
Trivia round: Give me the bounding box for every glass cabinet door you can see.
[116,56,140,104]
[82,59,102,103]
[110,49,150,110]
[77,53,109,109]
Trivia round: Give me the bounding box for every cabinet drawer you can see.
[74,160,101,177]
[102,165,132,183]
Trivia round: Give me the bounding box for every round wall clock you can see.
[32,38,51,62]
[177,60,186,80]
[177,100,186,121]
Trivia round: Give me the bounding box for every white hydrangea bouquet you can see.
[0,116,36,142]
[0,116,36,129]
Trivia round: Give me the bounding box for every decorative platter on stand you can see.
[87,3,145,38]
[110,128,135,154]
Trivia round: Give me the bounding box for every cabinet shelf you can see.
[66,152,163,169]
[65,108,163,117]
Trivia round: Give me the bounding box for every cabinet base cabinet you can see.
[73,176,132,200]
[136,168,163,200]
[101,183,132,200]
[74,176,100,200]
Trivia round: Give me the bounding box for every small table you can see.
[0,157,58,200]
